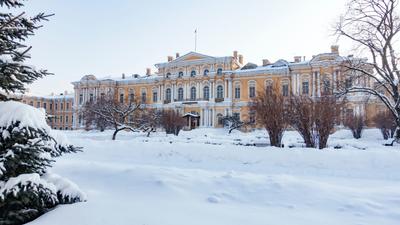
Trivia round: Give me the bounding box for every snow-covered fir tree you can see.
[0,102,86,225]
[0,1,85,224]
[0,0,51,100]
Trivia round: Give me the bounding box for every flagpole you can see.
[195,29,197,52]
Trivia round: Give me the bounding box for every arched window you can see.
[191,70,196,77]
[141,91,146,103]
[178,71,184,77]
[217,68,223,75]
[166,88,172,102]
[152,90,158,102]
[217,85,224,99]
[166,72,171,78]
[217,113,224,125]
[203,69,209,76]
[178,87,184,101]
[234,85,241,99]
[203,86,210,100]
[190,87,196,100]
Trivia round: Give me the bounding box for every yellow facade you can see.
[19,93,74,130]
[72,46,378,130]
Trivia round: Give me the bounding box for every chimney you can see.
[146,68,151,76]
[122,73,125,79]
[176,52,180,58]
[238,54,244,64]
[167,56,173,62]
[233,51,238,59]
[331,45,339,54]
[294,56,302,63]
[262,59,271,66]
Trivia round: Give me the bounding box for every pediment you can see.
[173,52,215,63]
[310,53,341,63]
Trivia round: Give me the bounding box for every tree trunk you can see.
[112,128,123,140]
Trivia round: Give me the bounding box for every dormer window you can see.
[191,70,196,77]
[217,68,223,75]
[166,72,171,78]
[203,69,209,76]
[178,71,184,77]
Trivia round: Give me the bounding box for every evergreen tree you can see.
[0,102,84,225]
[0,0,52,100]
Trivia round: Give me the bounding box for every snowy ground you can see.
[28,128,400,225]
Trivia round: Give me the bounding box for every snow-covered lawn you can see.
[28,129,400,225]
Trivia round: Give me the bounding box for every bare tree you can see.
[335,0,400,141]
[82,102,110,132]
[289,94,342,149]
[222,115,251,134]
[288,95,315,147]
[252,86,288,147]
[160,110,186,136]
[314,95,342,149]
[373,110,397,140]
[83,95,148,140]
[344,113,365,139]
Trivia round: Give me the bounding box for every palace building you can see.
[71,45,379,130]
[17,92,74,130]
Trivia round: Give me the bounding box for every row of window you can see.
[82,79,335,106]
[52,115,72,124]
[166,68,223,78]
[28,101,71,111]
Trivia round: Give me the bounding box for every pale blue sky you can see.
[23,0,351,95]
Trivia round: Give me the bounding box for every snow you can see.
[0,101,50,133]
[27,128,400,225]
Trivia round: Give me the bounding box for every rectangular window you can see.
[249,86,256,98]
[302,81,309,95]
[60,116,63,123]
[66,116,69,123]
[66,103,69,110]
[36,102,40,108]
[43,102,47,109]
[282,84,289,97]
[141,92,146,103]
[29,101,33,106]
[89,94,94,102]
[129,93,134,102]
[79,94,83,105]
[55,103,58,110]
[153,92,158,102]
[49,103,53,110]
[61,103,64,110]
[235,87,240,99]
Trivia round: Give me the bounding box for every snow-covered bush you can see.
[0,101,85,225]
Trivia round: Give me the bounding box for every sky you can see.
[21,0,353,95]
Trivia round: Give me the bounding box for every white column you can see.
[210,82,214,98]
[333,71,337,91]
[291,74,296,95]
[317,72,321,97]
[197,82,200,100]
[205,109,209,127]
[211,109,215,127]
[312,72,316,97]
[297,74,301,94]
[201,109,204,127]
[228,79,232,100]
